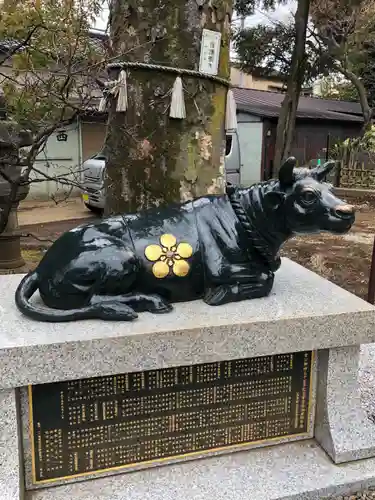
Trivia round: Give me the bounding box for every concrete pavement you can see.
[18,196,93,226]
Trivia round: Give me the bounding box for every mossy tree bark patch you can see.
[105,0,232,215]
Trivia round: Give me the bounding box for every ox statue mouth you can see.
[328,216,355,235]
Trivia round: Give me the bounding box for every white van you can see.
[81,131,241,214]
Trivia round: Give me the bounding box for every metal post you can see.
[326,133,330,161]
[239,15,245,88]
[334,161,342,188]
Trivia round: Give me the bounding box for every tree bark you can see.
[104,0,232,216]
[273,0,310,170]
[337,66,373,133]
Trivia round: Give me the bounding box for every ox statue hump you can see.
[15,157,355,322]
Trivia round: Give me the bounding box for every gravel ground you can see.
[331,491,375,499]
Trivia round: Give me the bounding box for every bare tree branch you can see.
[0,24,42,67]
[0,0,172,239]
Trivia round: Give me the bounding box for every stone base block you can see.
[0,389,22,500]
[315,346,375,463]
[25,439,375,500]
[0,260,374,499]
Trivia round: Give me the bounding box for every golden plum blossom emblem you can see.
[144,234,193,279]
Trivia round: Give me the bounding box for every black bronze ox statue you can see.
[15,158,355,322]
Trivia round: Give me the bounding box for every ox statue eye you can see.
[300,190,317,205]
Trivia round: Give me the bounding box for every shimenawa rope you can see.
[99,61,237,130]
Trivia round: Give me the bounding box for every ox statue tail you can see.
[15,272,138,322]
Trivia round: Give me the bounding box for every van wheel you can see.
[84,203,104,215]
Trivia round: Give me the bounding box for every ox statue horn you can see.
[312,160,336,181]
[278,157,297,187]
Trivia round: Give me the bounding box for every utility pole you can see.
[239,15,245,88]
[103,0,233,215]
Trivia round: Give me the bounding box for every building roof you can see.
[233,87,364,123]
[0,30,106,55]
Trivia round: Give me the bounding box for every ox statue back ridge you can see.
[15,157,355,322]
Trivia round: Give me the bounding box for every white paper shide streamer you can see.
[98,95,107,112]
[115,70,128,112]
[98,65,231,122]
[169,76,186,119]
[98,70,128,113]
[225,89,237,131]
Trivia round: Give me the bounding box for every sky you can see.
[233,2,296,28]
[91,3,297,65]
[92,5,109,32]
[230,2,296,58]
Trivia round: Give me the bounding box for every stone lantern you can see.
[0,90,33,268]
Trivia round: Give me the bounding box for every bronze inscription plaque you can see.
[29,351,313,484]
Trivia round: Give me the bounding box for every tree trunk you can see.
[104,0,232,216]
[273,0,310,170]
[338,66,373,133]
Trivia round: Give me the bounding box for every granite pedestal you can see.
[1,259,375,499]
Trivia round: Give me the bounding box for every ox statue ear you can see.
[263,191,285,211]
[311,160,336,181]
[278,157,297,187]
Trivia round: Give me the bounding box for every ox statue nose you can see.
[334,204,355,220]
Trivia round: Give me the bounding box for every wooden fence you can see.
[336,161,375,189]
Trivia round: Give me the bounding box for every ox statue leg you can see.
[32,240,172,322]
[204,270,274,306]
[90,293,172,314]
